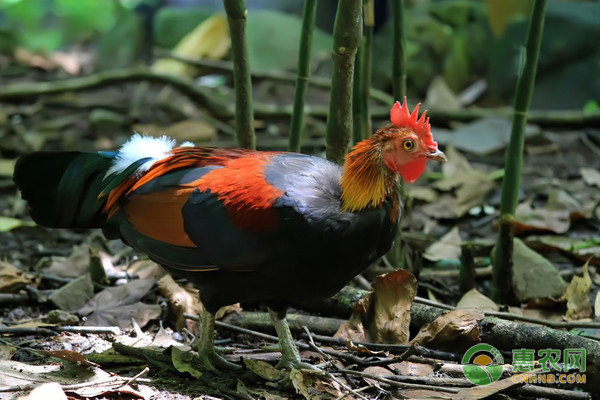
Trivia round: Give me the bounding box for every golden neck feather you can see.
[340,137,399,213]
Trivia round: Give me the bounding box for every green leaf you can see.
[246,10,332,73]
[0,216,35,232]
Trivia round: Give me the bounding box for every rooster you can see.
[14,99,446,371]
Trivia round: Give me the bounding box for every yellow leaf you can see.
[153,14,231,77]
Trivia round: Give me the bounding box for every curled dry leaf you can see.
[561,261,593,320]
[334,270,417,344]
[410,309,484,347]
[158,275,201,333]
[456,288,498,311]
[290,369,343,400]
[0,261,32,293]
[39,350,99,368]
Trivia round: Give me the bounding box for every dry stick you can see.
[223,0,255,149]
[325,0,363,164]
[0,66,229,118]
[336,368,460,394]
[118,366,150,388]
[288,0,317,152]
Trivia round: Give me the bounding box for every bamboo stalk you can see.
[325,0,363,164]
[288,0,317,152]
[223,0,255,149]
[352,40,365,144]
[491,0,547,303]
[361,0,374,137]
[391,0,407,99]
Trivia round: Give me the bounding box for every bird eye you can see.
[402,139,415,151]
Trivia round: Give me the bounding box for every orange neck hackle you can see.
[340,133,399,213]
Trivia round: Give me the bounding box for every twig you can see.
[288,0,317,152]
[118,366,150,388]
[507,384,592,400]
[360,343,417,367]
[0,66,230,118]
[336,368,460,393]
[223,0,255,149]
[303,326,331,361]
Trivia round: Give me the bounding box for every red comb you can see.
[390,97,437,150]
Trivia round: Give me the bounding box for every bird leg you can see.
[267,308,318,371]
[194,309,241,371]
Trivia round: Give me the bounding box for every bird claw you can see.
[193,350,242,372]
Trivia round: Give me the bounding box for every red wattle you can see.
[398,158,426,183]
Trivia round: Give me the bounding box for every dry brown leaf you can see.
[41,244,90,278]
[158,275,201,333]
[39,350,99,368]
[580,167,600,187]
[243,359,288,382]
[456,288,498,311]
[290,369,343,400]
[423,147,494,219]
[561,261,593,320]
[0,261,31,293]
[390,361,434,376]
[514,201,571,234]
[334,270,416,344]
[410,309,483,347]
[17,382,67,400]
[424,226,462,261]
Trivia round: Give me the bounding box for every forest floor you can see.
[0,61,599,399]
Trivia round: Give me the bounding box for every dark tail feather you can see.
[13,151,116,229]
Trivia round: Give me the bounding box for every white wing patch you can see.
[106,133,195,177]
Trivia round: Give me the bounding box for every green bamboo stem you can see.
[391,0,407,99]
[288,0,317,153]
[352,41,364,144]
[491,0,547,304]
[223,0,255,149]
[325,0,363,164]
[361,0,374,138]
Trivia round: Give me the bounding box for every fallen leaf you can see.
[49,274,94,311]
[39,350,99,368]
[0,158,16,177]
[511,238,568,302]
[411,309,483,347]
[171,346,202,378]
[290,369,342,400]
[561,261,593,320]
[0,261,31,293]
[153,14,230,76]
[456,288,498,311]
[0,216,36,232]
[158,275,201,333]
[244,359,288,382]
[335,270,417,344]
[424,226,462,261]
[514,201,571,234]
[42,244,91,278]
[79,279,161,328]
[17,382,67,400]
[580,167,600,187]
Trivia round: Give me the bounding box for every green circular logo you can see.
[462,343,504,385]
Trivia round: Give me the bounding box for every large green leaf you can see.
[246,10,332,73]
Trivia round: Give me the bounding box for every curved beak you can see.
[426,148,447,162]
